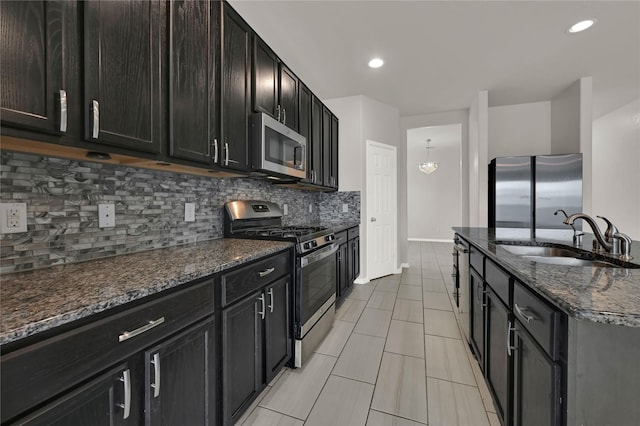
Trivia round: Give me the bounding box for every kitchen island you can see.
[453,227,640,426]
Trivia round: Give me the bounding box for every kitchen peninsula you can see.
[453,227,640,426]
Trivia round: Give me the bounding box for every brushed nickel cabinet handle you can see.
[507,320,516,356]
[118,317,165,342]
[92,99,100,139]
[151,352,160,398]
[259,267,275,277]
[213,139,218,163]
[118,369,131,419]
[268,288,274,313]
[514,303,536,323]
[59,90,67,132]
[282,107,286,124]
[224,142,229,166]
[257,294,265,319]
[276,104,281,122]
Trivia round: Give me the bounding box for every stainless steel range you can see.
[224,200,338,367]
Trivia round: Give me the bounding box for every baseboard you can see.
[408,238,454,243]
[354,277,370,285]
[400,262,410,269]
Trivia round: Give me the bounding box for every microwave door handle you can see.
[294,146,304,170]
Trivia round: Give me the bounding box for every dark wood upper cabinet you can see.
[220,3,252,171]
[0,1,68,135]
[252,36,279,119]
[83,0,162,154]
[310,96,324,185]
[330,113,339,188]
[167,0,219,164]
[278,64,298,130]
[298,83,312,182]
[322,106,332,187]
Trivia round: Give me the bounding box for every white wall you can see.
[488,101,551,160]
[406,124,462,240]
[550,81,581,154]
[469,91,489,227]
[399,110,469,266]
[324,95,400,281]
[592,98,640,239]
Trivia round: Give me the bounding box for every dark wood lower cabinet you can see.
[513,323,562,426]
[145,317,216,426]
[222,291,263,425]
[337,242,349,298]
[264,277,291,383]
[485,287,511,425]
[15,364,129,426]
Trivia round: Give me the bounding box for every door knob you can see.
[371,217,377,222]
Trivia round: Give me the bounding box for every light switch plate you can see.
[309,205,313,213]
[98,204,115,228]
[185,203,195,222]
[342,203,349,213]
[0,203,27,234]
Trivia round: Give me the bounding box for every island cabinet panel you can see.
[83,0,162,154]
[167,0,219,164]
[0,1,67,135]
[469,267,485,369]
[485,287,512,425]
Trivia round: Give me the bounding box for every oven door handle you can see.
[300,243,339,268]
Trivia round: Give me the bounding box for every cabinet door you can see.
[222,291,263,425]
[167,0,218,164]
[145,317,216,426]
[298,83,313,182]
[330,113,339,188]
[15,364,130,426]
[470,268,485,369]
[221,4,251,171]
[485,288,512,425]
[279,64,298,130]
[310,95,324,185]
[0,1,67,135]
[264,277,291,383]
[513,325,562,426]
[337,243,349,299]
[252,36,278,118]
[84,0,161,153]
[322,106,332,187]
[350,236,360,283]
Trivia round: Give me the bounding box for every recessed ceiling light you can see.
[368,58,384,68]
[568,19,596,33]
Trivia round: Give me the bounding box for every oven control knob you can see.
[311,241,318,248]
[326,235,335,242]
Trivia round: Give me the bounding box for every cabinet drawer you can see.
[513,280,562,360]
[347,226,359,240]
[485,258,511,306]
[470,245,484,275]
[221,250,291,307]
[1,278,214,423]
[335,230,348,246]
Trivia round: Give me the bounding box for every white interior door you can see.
[366,140,397,280]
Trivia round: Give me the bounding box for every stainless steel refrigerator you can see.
[489,153,583,230]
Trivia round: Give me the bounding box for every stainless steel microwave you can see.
[251,112,306,179]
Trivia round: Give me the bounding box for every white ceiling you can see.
[228,0,640,119]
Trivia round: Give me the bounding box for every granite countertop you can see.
[454,227,640,327]
[0,239,293,346]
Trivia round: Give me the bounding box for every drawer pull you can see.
[118,317,165,342]
[151,352,161,398]
[91,99,100,139]
[515,304,537,323]
[118,369,131,419]
[258,294,266,319]
[259,267,275,277]
[268,288,274,313]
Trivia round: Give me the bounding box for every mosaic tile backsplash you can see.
[0,151,360,273]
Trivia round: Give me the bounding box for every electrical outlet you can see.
[342,203,349,213]
[98,204,115,228]
[309,204,313,213]
[0,203,27,234]
[283,204,288,215]
[185,203,195,222]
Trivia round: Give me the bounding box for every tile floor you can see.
[236,241,501,426]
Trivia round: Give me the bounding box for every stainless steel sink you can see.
[496,243,638,268]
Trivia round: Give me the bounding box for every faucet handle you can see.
[596,216,619,241]
[613,232,633,261]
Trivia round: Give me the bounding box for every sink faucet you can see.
[554,209,584,247]
[563,213,622,255]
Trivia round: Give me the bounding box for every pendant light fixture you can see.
[419,139,438,174]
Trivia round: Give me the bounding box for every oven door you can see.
[297,243,338,337]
